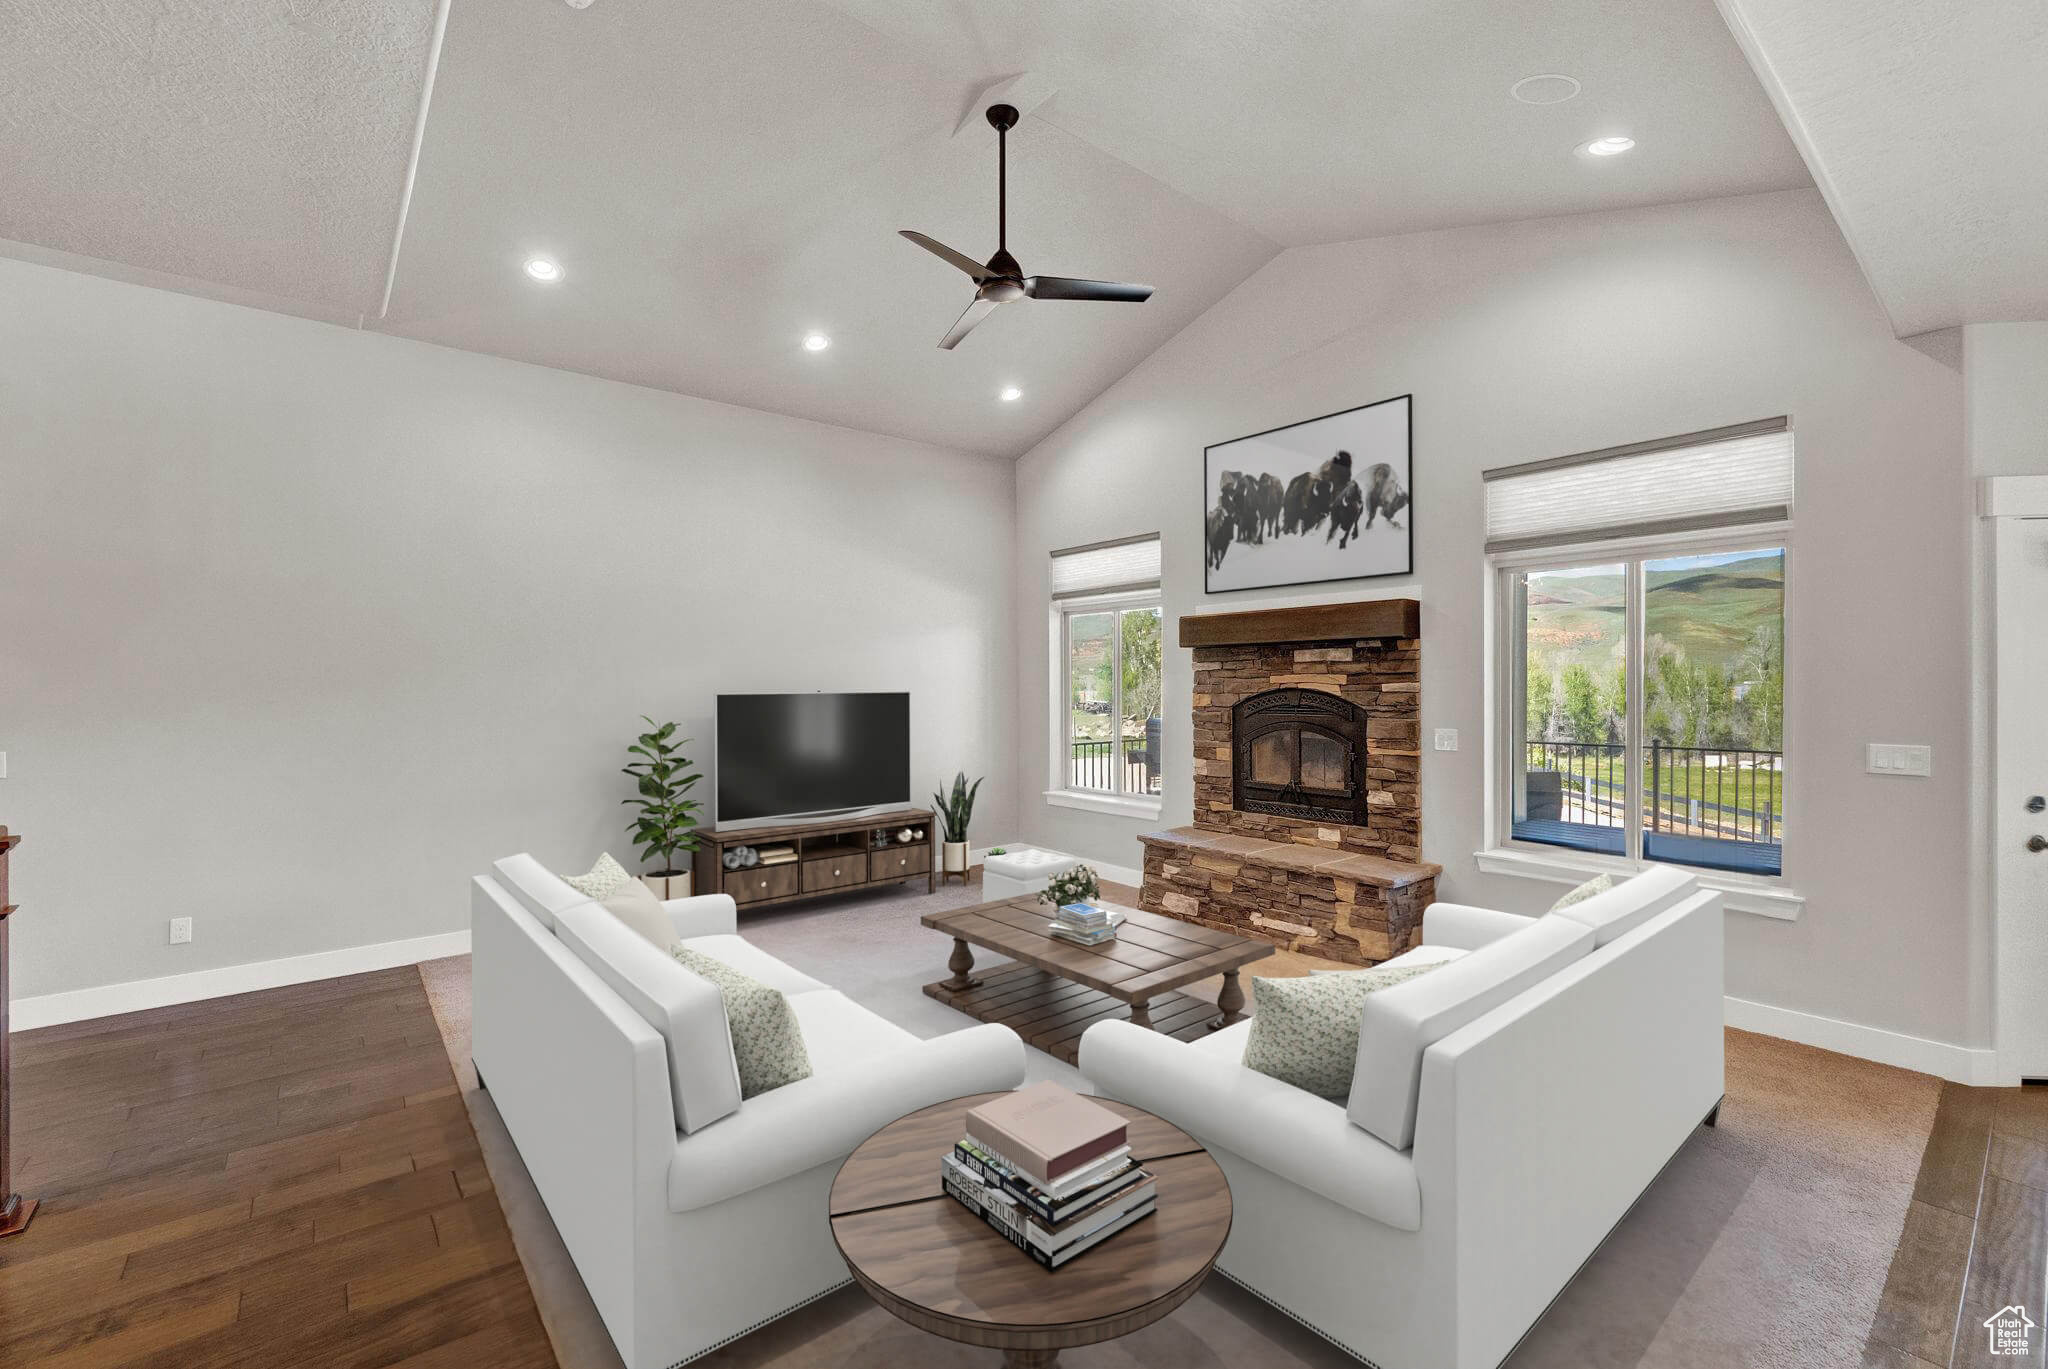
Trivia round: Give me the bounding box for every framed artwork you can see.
[1203,394,1413,594]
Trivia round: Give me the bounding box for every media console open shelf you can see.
[692,808,937,912]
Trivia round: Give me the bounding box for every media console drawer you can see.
[802,853,868,893]
[731,863,799,904]
[872,845,929,879]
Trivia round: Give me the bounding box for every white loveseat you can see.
[471,855,1026,1369]
[1080,867,1724,1369]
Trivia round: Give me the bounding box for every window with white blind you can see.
[1048,537,1164,814]
[1487,421,1792,886]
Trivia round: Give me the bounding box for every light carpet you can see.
[420,876,1940,1368]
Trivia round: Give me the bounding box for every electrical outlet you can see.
[169,917,193,945]
[1433,728,1459,752]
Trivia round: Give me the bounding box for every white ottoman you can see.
[982,846,1083,902]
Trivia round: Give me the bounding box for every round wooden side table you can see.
[829,1092,1231,1368]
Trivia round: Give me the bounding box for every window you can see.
[1048,537,1163,811]
[1490,421,1790,879]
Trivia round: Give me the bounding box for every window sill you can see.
[1042,789,1164,820]
[1472,845,1804,922]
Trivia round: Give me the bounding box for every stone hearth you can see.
[1138,599,1441,966]
[1140,826,1437,964]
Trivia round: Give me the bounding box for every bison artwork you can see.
[1203,394,1413,591]
[1326,479,1364,548]
[1206,505,1235,570]
[1364,462,1409,529]
[1216,469,1262,544]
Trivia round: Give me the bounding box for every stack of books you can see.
[1047,900,1125,946]
[755,844,798,866]
[941,1082,1156,1269]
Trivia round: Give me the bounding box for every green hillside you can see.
[1527,552,1782,676]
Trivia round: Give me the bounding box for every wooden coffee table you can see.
[921,898,1273,1065]
[830,1092,1231,1368]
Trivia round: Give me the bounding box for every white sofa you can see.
[471,854,1027,1369]
[1080,867,1724,1369]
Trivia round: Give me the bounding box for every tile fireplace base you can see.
[1139,825,1440,966]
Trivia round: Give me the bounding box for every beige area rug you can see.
[417,883,1941,1368]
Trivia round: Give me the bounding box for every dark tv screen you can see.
[716,692,910,824]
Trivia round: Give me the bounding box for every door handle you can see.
[2030,836,2048,853]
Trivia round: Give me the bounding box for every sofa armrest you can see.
[664,893,738,940]
[1079,1021,1419,1230]
[1423,902,1535,951]
[667,1023,1025,1211]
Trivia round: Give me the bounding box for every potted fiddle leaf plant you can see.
[931,770,983,883]
[624,717,702,899]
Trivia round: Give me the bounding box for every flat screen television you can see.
[715,692,910,830]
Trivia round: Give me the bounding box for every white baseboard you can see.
[10,929,472,1031]
[1725,995,1999,1084]
[1093,858,1143,889]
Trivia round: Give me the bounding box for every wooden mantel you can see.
[1178,597,1419,649]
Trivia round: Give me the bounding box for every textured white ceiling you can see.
[1716,0,2048,335]
[0,0,439,318]
[0,0,1817,455]
[821,0,1812,246]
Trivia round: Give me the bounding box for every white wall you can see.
[1,256,1015,1001]
[1014,189,1976,1053]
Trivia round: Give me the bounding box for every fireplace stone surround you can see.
[1139,599,1441,966]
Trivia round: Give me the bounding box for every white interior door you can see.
[1994,515,2048,1080]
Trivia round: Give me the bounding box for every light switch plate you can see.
[1433,729,1459,752]
[1867,744,1932,777]
[169,917,193,945]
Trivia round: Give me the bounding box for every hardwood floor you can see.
[1868,1083,2048,1367]
[0,967,553,1368]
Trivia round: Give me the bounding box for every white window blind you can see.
[1484,418,1792,553]
[1050,535,1161,600]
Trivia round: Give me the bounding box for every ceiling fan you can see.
[900,103,1154,350]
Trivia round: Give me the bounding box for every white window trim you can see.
[1046,587,1164,817]
[1481,521,1801,919]
[1042,789,1164,819]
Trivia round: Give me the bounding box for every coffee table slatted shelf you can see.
[921,898,1275,1066]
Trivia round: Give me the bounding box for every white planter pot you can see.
[641,871,692,900]
[942,841,970,874]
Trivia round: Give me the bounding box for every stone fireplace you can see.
[1139,599,1440,966]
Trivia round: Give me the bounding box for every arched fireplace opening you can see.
[1232,687,1371,828]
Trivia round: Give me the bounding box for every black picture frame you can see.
[1202,393,1414,595]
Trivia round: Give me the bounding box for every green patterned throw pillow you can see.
[670,945,812,1099]
[562,851,635,901]
[1242,961,1449,1098]
[1549,873,1614,912]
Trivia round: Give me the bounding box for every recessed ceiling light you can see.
[802,332,831,352]
[1511,74,1581,105]
[1581,136,1636,157]
[523,257,563,283]
[999,386,1023,403]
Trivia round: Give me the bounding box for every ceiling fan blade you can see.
[939,296,1001,350]
[1023,276,1153,303]
[900,231,989,281]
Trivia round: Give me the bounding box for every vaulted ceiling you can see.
[1,0,1814,456]
[1716,0,2048,337]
